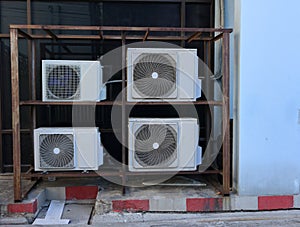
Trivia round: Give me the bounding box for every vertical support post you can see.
[27,0,34,170]
[204,41,212,149]
[0,41,3,173]
[10,28,22,201]
[31,40,36,128]
[27,0,32,99]
[121,32,126,195]
[180,0,186,47]
[222,32,230,195]
[210,0,215,28]
[30,40,36,172]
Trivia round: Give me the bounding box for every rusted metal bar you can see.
[1,129,31,134]
[42,30,72,54]
[23,171,123,179]
[187,31,202,43]
[121,32,127,195]
[99,30,103,40]
[203,41,212,160]
[43,29,58,40]
[211,33,223,42]
[26,0,31,27]
[10,28,22,201]
[27,1,34,179]
[124,170,221,176]
[0,34,9,38]
[10,0,213,2]
[222,33,231,195]
[128,101,223,106]
[0,39,3,173]
[0,58,2,173]
[19,100,223,106]
[10,24,233,33]
[143,29,149,41]
[0,34,211,41]
[17,29,32,39]
[30,40,36,182]
[180,0,186,47]
[19,100,117,106]
[1,169,222,177]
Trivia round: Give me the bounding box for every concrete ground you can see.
[2,175,300,226]
[92,210,300,226]
[2,209,300,226]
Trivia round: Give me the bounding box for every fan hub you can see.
[152,142,160,150]
[151,72,159,79]
[53,148,61,155]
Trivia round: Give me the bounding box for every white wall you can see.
[234,0,300,195]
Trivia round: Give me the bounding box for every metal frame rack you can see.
[10,24,232,201]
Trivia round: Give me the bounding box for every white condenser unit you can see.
[34,127,103,171]
[127,48,201,102]
[128,118,202,172]
[42,60,105,102]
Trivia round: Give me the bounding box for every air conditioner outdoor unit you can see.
[127,48,201,102]
[34,127,103,171]
[42,60,106,102]
[128,118,202,172]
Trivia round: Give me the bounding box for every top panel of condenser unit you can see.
[34,127,99,133]
[127,48,197,54]
[42,60,101,64]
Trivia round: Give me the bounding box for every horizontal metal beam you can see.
[8,0,212,3]
[20,101,118,106]
[19,100,223,106]
[10,25,233,33]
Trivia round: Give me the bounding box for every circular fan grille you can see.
[133,54,176,97]
[39,134,74,168]
[134,124,177,167]
[47,65,80,99]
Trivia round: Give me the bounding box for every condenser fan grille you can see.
[39,134,74,168]
[134,124,177,167]
[46,65,81,100]
[133,53,176,97]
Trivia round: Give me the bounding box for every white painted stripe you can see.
[149,197,186,212]
[33,200,70,225]
[293,195,300,208]
[230,196,258,211]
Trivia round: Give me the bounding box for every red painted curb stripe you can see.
[258,196,293,210]
[112,200,149,212]
[7,199,37,213]
[186,198,223,212]
[66,186,98,200]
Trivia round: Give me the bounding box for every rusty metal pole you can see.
[0,40,3,173]
[180,0,186,47]
[10,28,22,201]
[0,54,2,173]
[121,32,127,195]
[222,32,230,195]
[31,40,36,125]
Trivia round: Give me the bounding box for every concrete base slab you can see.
[62,204,93,225]
[0,216,29,225]
[90,210,300,227]
[35,202,93,225]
